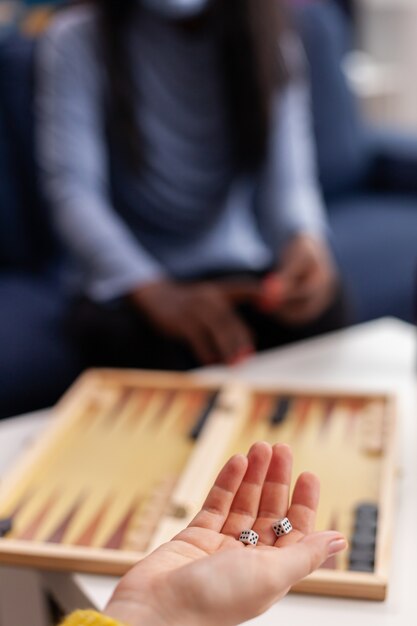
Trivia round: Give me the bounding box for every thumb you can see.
[262,531,347,592]
[280,246,311,283]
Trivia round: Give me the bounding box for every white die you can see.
[239,529,259,546]
[272,517,292,537]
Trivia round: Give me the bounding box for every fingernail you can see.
[328,538,348,556]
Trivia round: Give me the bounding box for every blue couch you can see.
[0,32,82,419]
[298,3,417,322]
[0,2,416,419]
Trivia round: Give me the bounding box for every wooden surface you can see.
[0,371,222,563]
[0,368,398,599]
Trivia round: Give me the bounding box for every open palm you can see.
[106,442,346,626]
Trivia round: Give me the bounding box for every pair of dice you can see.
[239,518,292,546]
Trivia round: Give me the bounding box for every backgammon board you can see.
[0,369,397,600]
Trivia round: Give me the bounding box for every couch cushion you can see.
[0,104,32,266]
[0,273,82,419]
[329,194,417,322]
[297,2,371,199]
[0,31,56,268]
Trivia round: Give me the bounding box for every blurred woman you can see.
[37,0,346,370]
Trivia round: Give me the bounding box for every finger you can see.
[259,531,347,598]
[220,312,255,364]
[189,454,248,532]
[252,444,293,545]
[280,247,311,283]
[274,471,320,547]
[282,263,335,306]
[277,242,319,305]
[258,274,285,313]
[280,249,336,305]
[221,442,272,538]
[181,323,218,365]
[282,278,322,304]
[277,288,334,326]
[199,303,254,364]
[217,280,263,305]
[277,297,322,325]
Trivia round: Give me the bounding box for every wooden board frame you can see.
[0,369,398,601]
[237,381,398,601]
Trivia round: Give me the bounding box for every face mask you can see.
[140,0,212,19]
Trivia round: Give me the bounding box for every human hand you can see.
[265,234,337,325]
[105,442,347,626]
[131,280,256,365]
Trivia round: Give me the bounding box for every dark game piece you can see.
[355,503,378,520]
[349,547,375,566]
[270,397,291,426]
[351,531,376,551]
[189,392,219,440]
[0,518,12,537]
[349,561,374,573]
[354,515,378,532]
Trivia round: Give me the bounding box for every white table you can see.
[357,0,417,129]
[1,318,416,624]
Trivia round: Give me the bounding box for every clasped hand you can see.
[132,235,337,366]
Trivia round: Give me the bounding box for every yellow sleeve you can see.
[59,610,128,626]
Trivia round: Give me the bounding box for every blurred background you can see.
[1,0,417,420]
[4,0,417,128]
